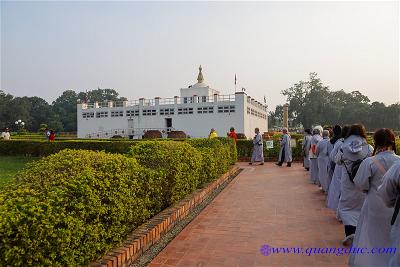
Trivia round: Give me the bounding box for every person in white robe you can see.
[349,129,400,267]
[250,128,264,165]
[309,125,323,185]
[302,129,312,171]
[327,125,350,215]
[335,124,373,246]
[378,162,400,267]
[316,130,332,193]
[276,128,292,167]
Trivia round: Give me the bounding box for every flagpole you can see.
[234,74,237,93]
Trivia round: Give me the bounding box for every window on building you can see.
[143,109,157,116]
[197,106,214,114]
[126,110,139,117]
[201,96,207,103]
[178,107,193,114]
[111,110,124,117]
[96,111,109,118]
[217,105,235,113]
[160,108,175,115]
[82,112,94,118]
[98,102,108,108]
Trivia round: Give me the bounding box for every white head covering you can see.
[313,125,323,136]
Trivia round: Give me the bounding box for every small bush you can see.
[128,141,202,204]
[0,149,163,266]
[143,130,162,139]
[167,131,186,139]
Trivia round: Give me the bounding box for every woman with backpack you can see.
[378,161,400,267]
[335,123,373,246]
[349,129,400,267]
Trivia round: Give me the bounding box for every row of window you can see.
[183,96,208,103]
[82,105,236,118]
[247,107,267,119]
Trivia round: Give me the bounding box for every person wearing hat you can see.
[1,128,11,140]
[276,128,292,167]
[335,123,373,246]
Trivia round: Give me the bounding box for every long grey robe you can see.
[377,162,400,267]
[327,139,344,211]
[302,134,312,169]
[278,133,292,163]
[309,134,323,185]
[316,137,332,192]
[350,151,400,267]
[335,135,373,226]
[251,133,264,163]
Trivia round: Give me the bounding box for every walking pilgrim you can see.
[378,162,400,267]
[316,130,332,193]
[276,128,292,167]
[302,129,312,171]
[335,124,373,246]
[249,128,264,165]
[349,129,400,267]
[309,126,323,185]
[327,125,350,214]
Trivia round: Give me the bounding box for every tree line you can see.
[269,73,400,131]
[0,89,126,132]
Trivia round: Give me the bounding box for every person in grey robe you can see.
[349,129,400,267]
[327,125,350,215]
[309,125,323,185]
[249,128,264,165]
[334,124,373,246]
[302,129,312,171]
[276,128,292,167]
[378,161,400,267]
[316,130,332,193]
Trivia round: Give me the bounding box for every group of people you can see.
[208,127,238,143]
[302,123,400,266]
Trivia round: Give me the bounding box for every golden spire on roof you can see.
[197,65,204,83]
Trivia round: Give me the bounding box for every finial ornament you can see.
[197,65,204,83]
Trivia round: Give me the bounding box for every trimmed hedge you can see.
[0,140,136,157]
[0,150,163,266]
[128,141,203,205]
[186,138,230,185]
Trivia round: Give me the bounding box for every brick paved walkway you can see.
[149,162,348,267]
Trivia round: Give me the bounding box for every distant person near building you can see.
[1,128,11,140]
[276,128,292,167]
[228,127,237,143]
[49,130,55,141]
[208,128,218,139]
[44,128,50,141]
[249,128,264,165]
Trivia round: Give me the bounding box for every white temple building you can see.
[77,66,268,139]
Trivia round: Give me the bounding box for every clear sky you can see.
[1,1,399,109]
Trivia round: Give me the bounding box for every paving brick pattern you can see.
[149,162,348,267]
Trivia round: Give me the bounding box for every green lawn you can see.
[0,156,39,187]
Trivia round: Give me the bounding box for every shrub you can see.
[0,140,136,157]
[167,131,186,139]
[186,138,231,185]
[0,149,163,266]
[236,133,247,139]
[128,141,202,205]
[143,130,162,139]
[216,137,238,165]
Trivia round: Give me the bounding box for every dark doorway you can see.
[165,118,172,128]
